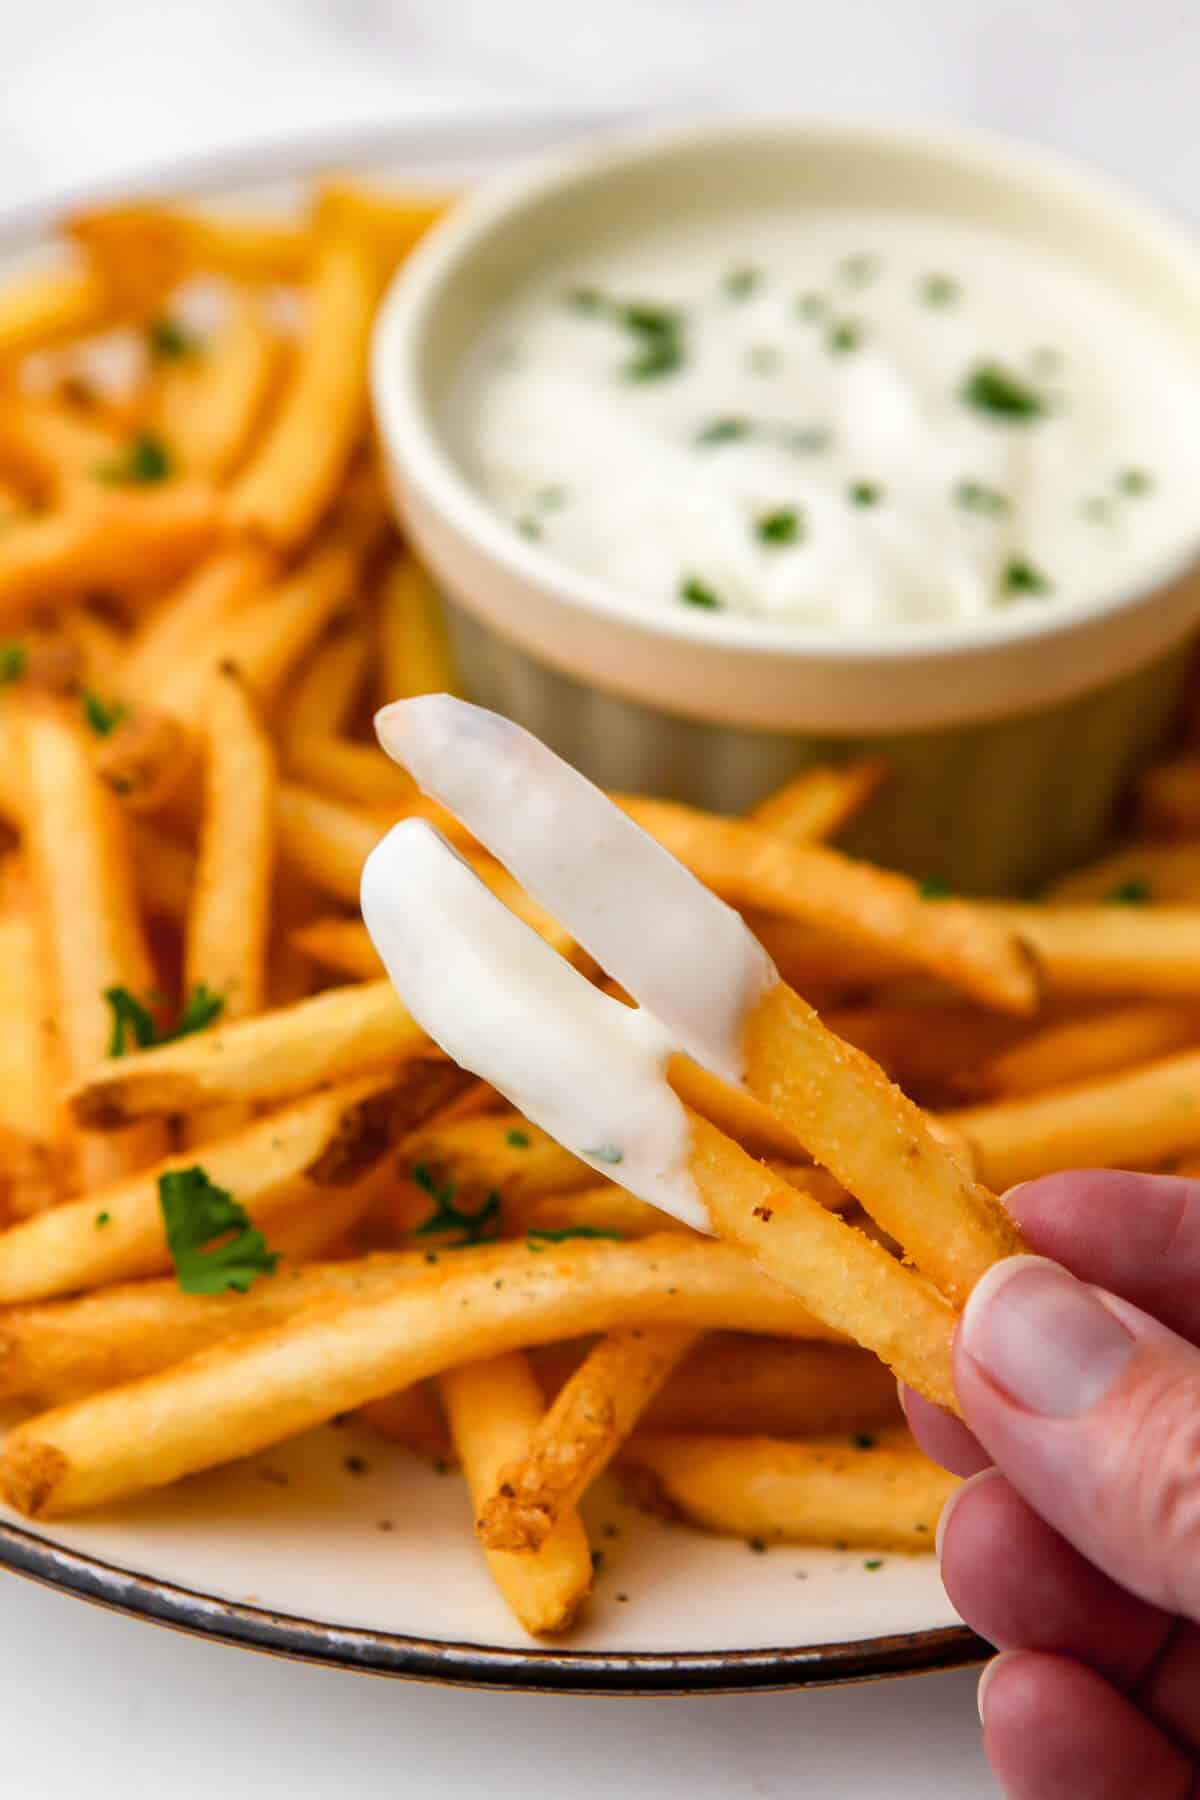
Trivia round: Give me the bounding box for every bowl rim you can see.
[372,112,1200,671]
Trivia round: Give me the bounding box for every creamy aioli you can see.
[449,210,1200,630]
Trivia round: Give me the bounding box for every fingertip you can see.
[900,1383,993,1479]
[976,1648,1021,1724]
[935,1464,1001,1566]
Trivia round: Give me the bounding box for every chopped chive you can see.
[506,1129,531,1148]
[840,252,878,287]
[1001,556,1052,598]
[755,507,803,546]
[96,431,172,485]
[828,320,863,355]
[83,692,127,736]
[695,416,751,447]
[146,315,201,360]
[679,576,722,611]
[849,481,882,508]
[955,479,1009,516]
[722,264,760,300]
[795,291,825,321]
[95,1211,110,1228]
[863,1558,884,1571]
[961,362,1045,421]
[1117,468,1153,497]
[920,272,959,307]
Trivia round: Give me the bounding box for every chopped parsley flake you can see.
[795,292,825,321]
[566,290,687,381]
[828,320,863,355]
[82,691,127,736]
[961,362,1045,421]
[159,1165,279,1295]
[695,416,751,447]
[1118,468,1153,497]
[0,643,26,685]
[95,1211,110,1228]
[919,876,952,901]
[921,272,959,307]
[506,1129,531,1148]
[722,265,760,300]
[1105,877,1151,905]
[96,431,172,485]
[849,481,882,508]
[756,506,803,546]
[679,576,722,611]
[147,315,201,360]
[105,982,223,1057]
[864,1558,885,1571]
[411,1164,502,1247]
[1001,557,1052,598]
[956,479,1009,515]
[840,253,879,287]
[516,516,542,540]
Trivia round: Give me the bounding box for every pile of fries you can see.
[1,177,1200,1642]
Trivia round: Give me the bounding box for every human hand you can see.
[902,1171,1200,1799]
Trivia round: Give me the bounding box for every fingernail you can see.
[934,1465,1000,1565]
[960,1254,1135,1418]
[977,1650,1019,1724]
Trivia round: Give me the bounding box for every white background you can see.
[3,2,1198,1791]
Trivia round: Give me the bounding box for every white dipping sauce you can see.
[449,209,1200,630]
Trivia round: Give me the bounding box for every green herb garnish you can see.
[104,981,224,1057]
[961,362,1045,421]
[828,320,862,355]
[146,315,201,360]
[1117,468,1153,497]
[95,1211,110,1228]
[506,1129,531,1149]
[919,877,952,901]
[679,577,722,611]
[849,481,882,508]
[159,1166,279,1295]
[83,691,127,736]
[96,431,172,485]
[527,1226,625,1252]
[411,1164,502,1247]
[581,1144,624,1164]
[0,643,26,685]
[795,292,825,321]
[955,479,1008,515]
[695,416,751,447]
[1104,877,1151,905]
[921,272,959,307]
[516,516,542,540]
[1001,557,1052,598]
[864,1558,884,1571]
[722,265,760,300]
[755,507,803,547]
[840,253,878,287]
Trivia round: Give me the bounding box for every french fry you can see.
[154,539,357,721]
[282,737,419,811]
[152,288,282,481]
[735,981,1023,1310]
[124,546,278,696]
[688,1114,958,1410]
[16,695,168,1189]
[276,784,390,903]
[747,759,890,843]
[636,1336,902,1438]
[282,622,369,740]
[956,1002,1200,1101]
[478,1326,700,1552]
[131,820,194,923]
[0,260,112,359]
[1137,752,1200,837]
[982,903,1200,998]
[356,1382,450,1462]
[70,202,305,288]
[378,555,457,703]
[0,904,64,1216]
[619,797,1037,1014]
[315,180,454,276]
[507,1184,686,1241]
[228,214,375,547]
[289,916,382,980]
[823,1004,1026,1100]
[620,1426,957,1551]
[0,1072,407,1304]
[1046,840,1200,905]
[281,619,414,808]
[68,979,431,1129]
[400,1112,594,1212]
[747,912,911,994]
[0,390,123,499]
[0,1233,840,1517]
[0,484,224,625]
[93,709,194,814]
[65,610,130,696]
[439,1353,594,1635]
[945,1047,1200,1188]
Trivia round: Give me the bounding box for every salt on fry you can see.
[478,1326,700,1552]
[439,1353,594,1635]
[620,1426,957,1552]
[0,1234,838,1517]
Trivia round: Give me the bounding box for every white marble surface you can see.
[4,3,1197,1791]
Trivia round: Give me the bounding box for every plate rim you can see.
[0,112,983,1693]
[0,1515,986,1694]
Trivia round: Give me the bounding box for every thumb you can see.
[955,1254,1200,1623]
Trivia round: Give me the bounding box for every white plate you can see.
[0,117,978,1692]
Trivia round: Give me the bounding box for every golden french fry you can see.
[0,1072,407,1305]
[315,180,454,276]
[70,202,306,287]
[945,1046,1200,1188]
[132,820,194,923]
[440,1353,594,1636]
[747,759,891,843]
[64,610,129,695]
[956,1002,1200,1101]
[823,1004,1025,1100]
[124,546,278,696]
[282,621,369,739]
[228,216,375,547]
[378,554,458,703]
[478,1326,700,1552]
[155,539,357,721]
[0,391,123,499]
[356,1382,451,1462]
[1046,840,1200,905]
[276,784,390,903]
[637,1336,903,1438]
[68,979,431,1129]
[289,916,382,979]
[0,1233,838,1517]
[280,618,414,808]
[0,903,64,1217]
[15,695,168,1190]
[283,737,420,810]
[401,1111,593,1212]
[688,1113,958,1410]
[620,798,1037,1014]
[620,1426,957,1552]
[982,903,1200,998]
[152,288,282,481]
[0,260,112,359]
[93,709,195,814]
[746,912,911,995]
[736,981,1023,1309]
[506,1184,685,1241]
[0,484,225,625]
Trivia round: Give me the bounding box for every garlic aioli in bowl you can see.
[448,210,1200,632]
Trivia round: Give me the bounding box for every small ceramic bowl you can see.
[371,119,1200,893]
